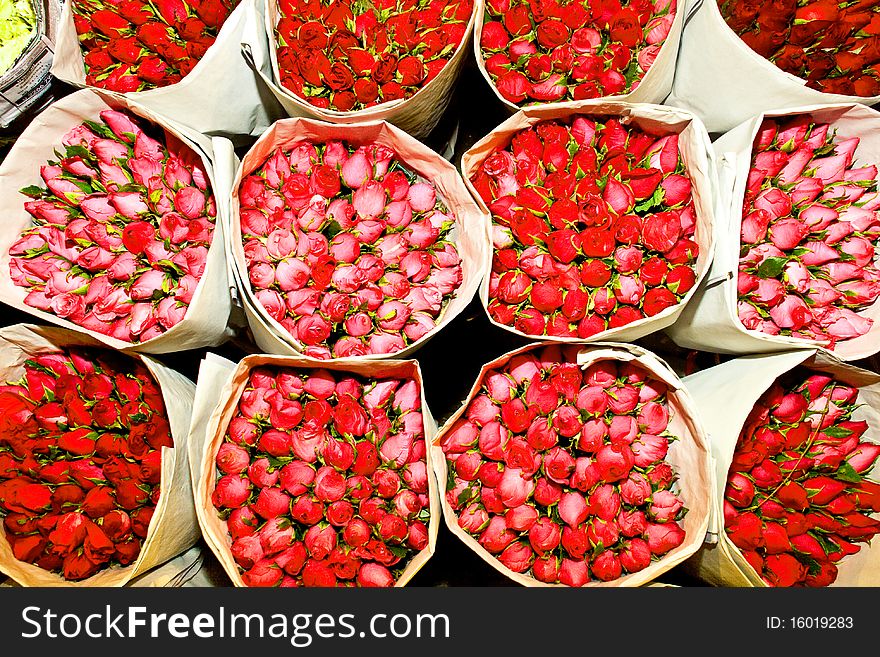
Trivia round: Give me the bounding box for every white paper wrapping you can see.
[0,88,235,354]
[460,100,717,344]
[667,104,880,362]
[0,323,199,587]
[430,341,714,587]
[682,350,880,587]
[667,0,880,133]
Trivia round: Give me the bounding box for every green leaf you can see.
[835,461,863,484]
[20,185,46,198]
[756,256,788,279]
[324,219,343,240]
[810,531,839,556]
[634,185,666,213]
[823,425,853,439]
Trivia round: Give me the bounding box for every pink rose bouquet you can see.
[198,357,438,587]
[432,342,711,586]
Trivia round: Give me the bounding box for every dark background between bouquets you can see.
[3,57,878,587]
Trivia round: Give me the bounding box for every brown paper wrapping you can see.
[229,117,490,358]
[460,100,717,344]
[193,353,440,587]
[669,103,880,362]
[257,0,476,139]
[682,350,880,587]
[0,88,232,354]
[0,324,199,587]
[430,341,713,587]
[471,0,685,112]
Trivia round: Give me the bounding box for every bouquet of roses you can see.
[233,118,487,358]
[736,114,880,348]
[0,324,198,587]
[462,103,712,342]
[432,342,711,586]
[718,0,880,98]
[477,0,680,106]
[0,91,230,352]
[724,370,880,587]
[682,350,880,587]
[273,0,473,112]
[196,356,438,587]
[67,0,241,92]
[668,104,880,361]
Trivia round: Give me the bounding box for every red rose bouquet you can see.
[463,104,712,342]
[197,357,438,587]
[718,0,880,98]
[433,343,711,586]
[273,0,473,112]
[737,114,880,348]
[682,351,880,587]
[723,369,880,586]
[0,91,230,352]
[69,0,241,92]
[232,118,488,358]
[477,0,679,106]
[0,324,198,587]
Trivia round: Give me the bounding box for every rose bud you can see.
[301,559,337,587]
[502,504,537,533]
[314,466,347,502]
[359,497,388,525]
[559,558,590,587]
[644,522,686,556]
[352,440,380,476]
[407,521,429,551]
[498,467,535,508]
[231,534,264,570]
[289,495,323,526]
[346,475,373,500]
[373,469,401,499]
[216,442,250,475]
[763,553,806,588]
[558,492,589,528]
[532,555,560,583]
[227,506,259,541]
[534,477,563,507]
[343,518,372,547]
[228,418,259,447]
[594,443,636,483]
[248,458,281,489]
[303,524,338,560]
[619,538,652,574]
[212,475,251,509]
[80,486,116,519]
[278,461,315,497]
[357,562,395,587]
[591,550,623,582]
[631,434,669,468]
[543,446,576,484]
[649,490,684,523]
[275,542,308,577]
[588,484,621,521]
[478,515,516,554]
[496,541,534,574]
[725,473,755,508]
[458,503,489,534]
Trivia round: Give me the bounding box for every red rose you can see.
[481,21,510,51]
[610,9,643,47]
[91,9,131,39]
[121,221,156,254]
[323,62,355,91]
[643,286,678,316]
[372,52,398,84]
[503,5,533,36]
[641,211,682,253]
[298,21,329,50]
[495,70,530,104]
[536,19,571,48]
[579,228,615,257]
[580,259,612,287]
[354,78,379,104]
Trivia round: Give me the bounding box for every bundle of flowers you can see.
[478,0,678,105]
[467,110,706,340]
[0,348,171,581]
[273,0,474,112]
[718,0,880,98]
[433,343,711,586]
[737,114,880,348]
[70,0,241,92]
[206,362,436,587]
[7,108,216,345]
[723,370,880,586]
